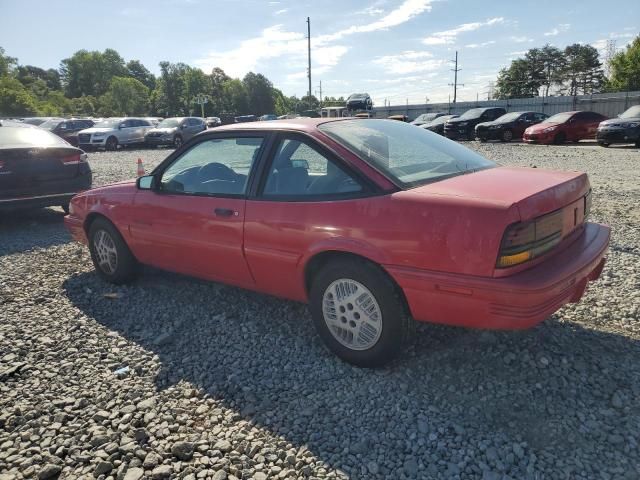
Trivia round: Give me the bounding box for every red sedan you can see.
[64,119,610,367]
[523,110,608,144]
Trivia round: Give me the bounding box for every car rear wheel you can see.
[60,203,70,214]
[105,136,118,151]
[553,132,566,144]
[173,135,183,148]
[598,141,610,148]
[501,129,514,142]
[309,258,412,367]
[88,218,138,284]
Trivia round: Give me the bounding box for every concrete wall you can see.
[372,91,640,121]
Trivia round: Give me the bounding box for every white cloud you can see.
[544,23,570,36]
[465,40,496,49]
[274,8,288,15]
[510,35,533,43]
[373,50,445,74]
[422,17,504,45]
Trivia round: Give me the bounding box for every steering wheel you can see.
[197,162,237,183]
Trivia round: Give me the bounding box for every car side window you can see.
[262,138,363,198]
[534,113,547,122]
[160,137,263,196]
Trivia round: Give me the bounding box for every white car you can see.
[77,118,153,151]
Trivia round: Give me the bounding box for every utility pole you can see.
[449,51,463,104]
[316,80,322,107]
[307,17,312,100]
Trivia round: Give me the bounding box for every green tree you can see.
[60,48,127,97]
[183,67,210,115]
[299,94,320,112]
[561,44,604,95]
[154,61,190,116]
[494,59,541,98]
[208,67,230,114]
[0,46,17,76]
[70,95,97,116]
[0,76,39,115]
[126,60,156,90]
[607,35,640,91]
[222,79,248,114]
[15,65,61,91]
[243,72,275,114]
[102,76,150,115]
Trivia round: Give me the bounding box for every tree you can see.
[102,77,150,115]
[208,67,230,113]
[561,44,604,95]
[536,45,565,96]
[183,67,209,115]
[15,65,61,91]
[60,49,127,97]
[222,79,248,114]
[495,59,539,99]
[0,76,39,115]
[0,46,17,76]
[154,61,190,116]
[126,60,156,90]
[243,72,275,114]
[299,94,320,112]
[607,35,640,91]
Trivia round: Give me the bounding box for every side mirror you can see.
[291,159,310,170]
[137,175,154,190]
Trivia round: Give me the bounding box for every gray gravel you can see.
[1,141,639,479]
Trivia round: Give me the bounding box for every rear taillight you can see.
[61,153,87,165]
[496,210,563,268]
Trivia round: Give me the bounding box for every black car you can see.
[410,112,447,126]
[38,118,95,146]
[444,107,506,141]
[421,114,458,135]
[0,121,92,212]
[475,111,548,142]
[346,93,373,111]
[234,115,258,123]
[596,105,640,147]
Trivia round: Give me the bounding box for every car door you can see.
[185,118,199,141]
[243,133,372,301]
[129,133,267,287]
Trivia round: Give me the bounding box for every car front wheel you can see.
[309,258,412,367]
[173,135,183,148]
[105,136,118,151]
[88,218,138,284]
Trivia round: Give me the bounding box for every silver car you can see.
[144,117,206,148]
[77,118,153,151]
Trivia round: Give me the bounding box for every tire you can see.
[173,135,183,148]
[553,132,566,145]
[105,136,118,151]
[598,142,610,148]
[309,258,412,367]
[501,129,514,142]
[88,218,138,284]
[479,138,487,143]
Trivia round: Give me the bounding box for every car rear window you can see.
[320,119,495,188]
[0,126,69,148]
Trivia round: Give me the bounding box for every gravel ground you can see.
[1,141,639,480]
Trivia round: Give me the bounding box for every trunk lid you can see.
[0,147,83,198]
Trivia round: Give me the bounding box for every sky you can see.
[1,0,638,105]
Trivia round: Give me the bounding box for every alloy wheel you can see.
[322,278,383,351]
[93,229,118,275]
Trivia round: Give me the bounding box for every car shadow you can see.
[0,207,71,257]
[63,269,640,478]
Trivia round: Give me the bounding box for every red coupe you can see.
[64,119,610,367]
[523,110,608,144]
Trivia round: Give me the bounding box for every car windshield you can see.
[495,112,522,123]
[543,112,573,124]
[320,119,495,188]
[619,106,640,119]
[430,115,456,126]
[158,118,181,128]
[38,119,64,130]
[459,108,486,119]
[0,126,68,147]
[349,94,367,100]
[94,118,123,128]
[412,114,435,123]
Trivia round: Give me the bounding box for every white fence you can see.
[372,91,640,120]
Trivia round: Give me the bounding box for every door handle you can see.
[214,208,234,217]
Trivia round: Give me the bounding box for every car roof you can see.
[213,117,340,133]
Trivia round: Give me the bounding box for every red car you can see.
[523,111,608,144]
[64,119,610,367]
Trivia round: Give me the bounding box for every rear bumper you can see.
[0,192,77,210]
[386,222,610,329]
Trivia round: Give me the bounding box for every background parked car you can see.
[421,114,458,135]
[38,118,95,146]
[0,120,91,212]
[78,118,153,151]
[259,114,278,121]
[596,105,640,147]
[206,117,222,128]
[145,117,206,148]
[444,107,506,140]
[346,93,373,111]
[410,112,447,126]
[388,115,408,122]
[475,111,548,142]
[21,117,55,126]
[144,117,163,126]
[523,111,608,144]
[234,115,258,123]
